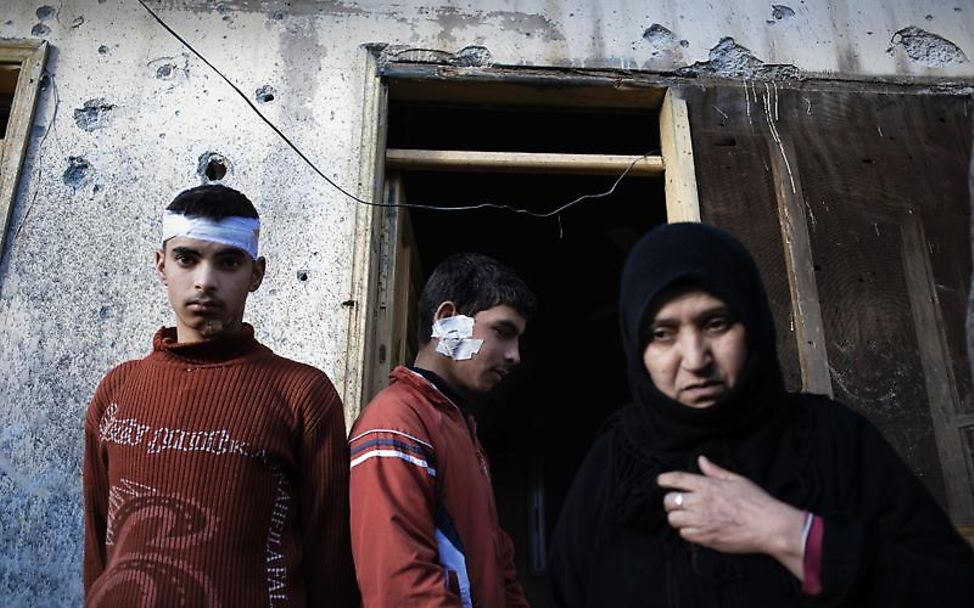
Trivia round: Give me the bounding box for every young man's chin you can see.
[185,317,239,340]
[199,320,228,337]
[471,374,505,395]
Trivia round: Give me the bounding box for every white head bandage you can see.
[162,210,260,259]
[432,315,484,361]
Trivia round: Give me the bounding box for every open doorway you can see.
[402,171,665,603]
[369,77,674,605]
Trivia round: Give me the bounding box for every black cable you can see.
[135,0,653,218]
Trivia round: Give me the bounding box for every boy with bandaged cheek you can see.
[82,184,358,607]
[349,253,537,608]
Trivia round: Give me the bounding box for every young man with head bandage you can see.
[82,184,358,607]
[349,253,537,608]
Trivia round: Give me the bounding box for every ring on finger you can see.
[674,492,684,509]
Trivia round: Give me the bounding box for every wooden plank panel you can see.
[386,149,663,176]
[785,87,973,515]
[924,211,974,417]
[684,84,803,392]
[812,206,947,505]
[688,85,973,521]
[901,215,974,520]
[390,197,421,369]
[660,88,701,222]
[767,132,832,396]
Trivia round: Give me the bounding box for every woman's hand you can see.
[657,455,807,581]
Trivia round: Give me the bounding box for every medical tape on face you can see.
[162,211,260,260]
[432,315,484,361]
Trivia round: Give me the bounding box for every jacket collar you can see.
[390,365,472,426]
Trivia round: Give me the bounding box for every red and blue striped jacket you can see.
[349,366,529,608]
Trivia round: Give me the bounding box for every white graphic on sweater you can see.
[99,403,151,446]
[147,426,263,458]
[98,402,266,461]
[90,488,221,606]
[105,478,158,546]
[265,464,291,606]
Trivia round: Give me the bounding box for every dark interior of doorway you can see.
[396,180,667,605]
[387,94,667,605]
[0,65,21,139]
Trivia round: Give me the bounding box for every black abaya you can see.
[548,223,974,607]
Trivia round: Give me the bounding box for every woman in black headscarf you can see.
[548,223,974,607]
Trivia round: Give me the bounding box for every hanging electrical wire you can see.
[135,0,652,218]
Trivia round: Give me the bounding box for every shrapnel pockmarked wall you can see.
[1,1,972,604]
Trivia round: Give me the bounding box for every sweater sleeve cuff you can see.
[801,512,825,596]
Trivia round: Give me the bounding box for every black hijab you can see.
[550,223,974,607]
[610,222,799,531]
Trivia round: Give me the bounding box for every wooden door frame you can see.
[345,54,701,421]
[0,39,48,263]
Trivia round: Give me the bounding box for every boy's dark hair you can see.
[166,184,259,220]
[417,253,538,344]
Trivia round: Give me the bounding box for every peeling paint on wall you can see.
[154,0,370,18]
[62,156,91,189]
[374,43,493,68]
[678,37,800,79]
[154,61,177,79]
[888,26,968,67]
[277,14,325,125]
[30,3,56,37]
[450,45,492,67]
[642,24,688,52]
[255,84,276,103]
[148,55,190,86]
[769,5,796,23]
[432,6,564,44]
[73,98,115,132]
[485,10,564,42]
[35,5,55,20]
[197,151,230,182]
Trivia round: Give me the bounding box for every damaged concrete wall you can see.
[0,0,971,604]
[130,0,974,79]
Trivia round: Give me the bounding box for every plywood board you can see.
[785,87,972,519]
[683,85,803,392]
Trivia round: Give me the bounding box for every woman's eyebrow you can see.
[697,305,732,317]
[651,305,732,325]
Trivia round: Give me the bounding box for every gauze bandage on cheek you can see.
[162,211,261,260]
[432,315,484,361]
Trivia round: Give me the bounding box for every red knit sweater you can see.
[83,325,358,607]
